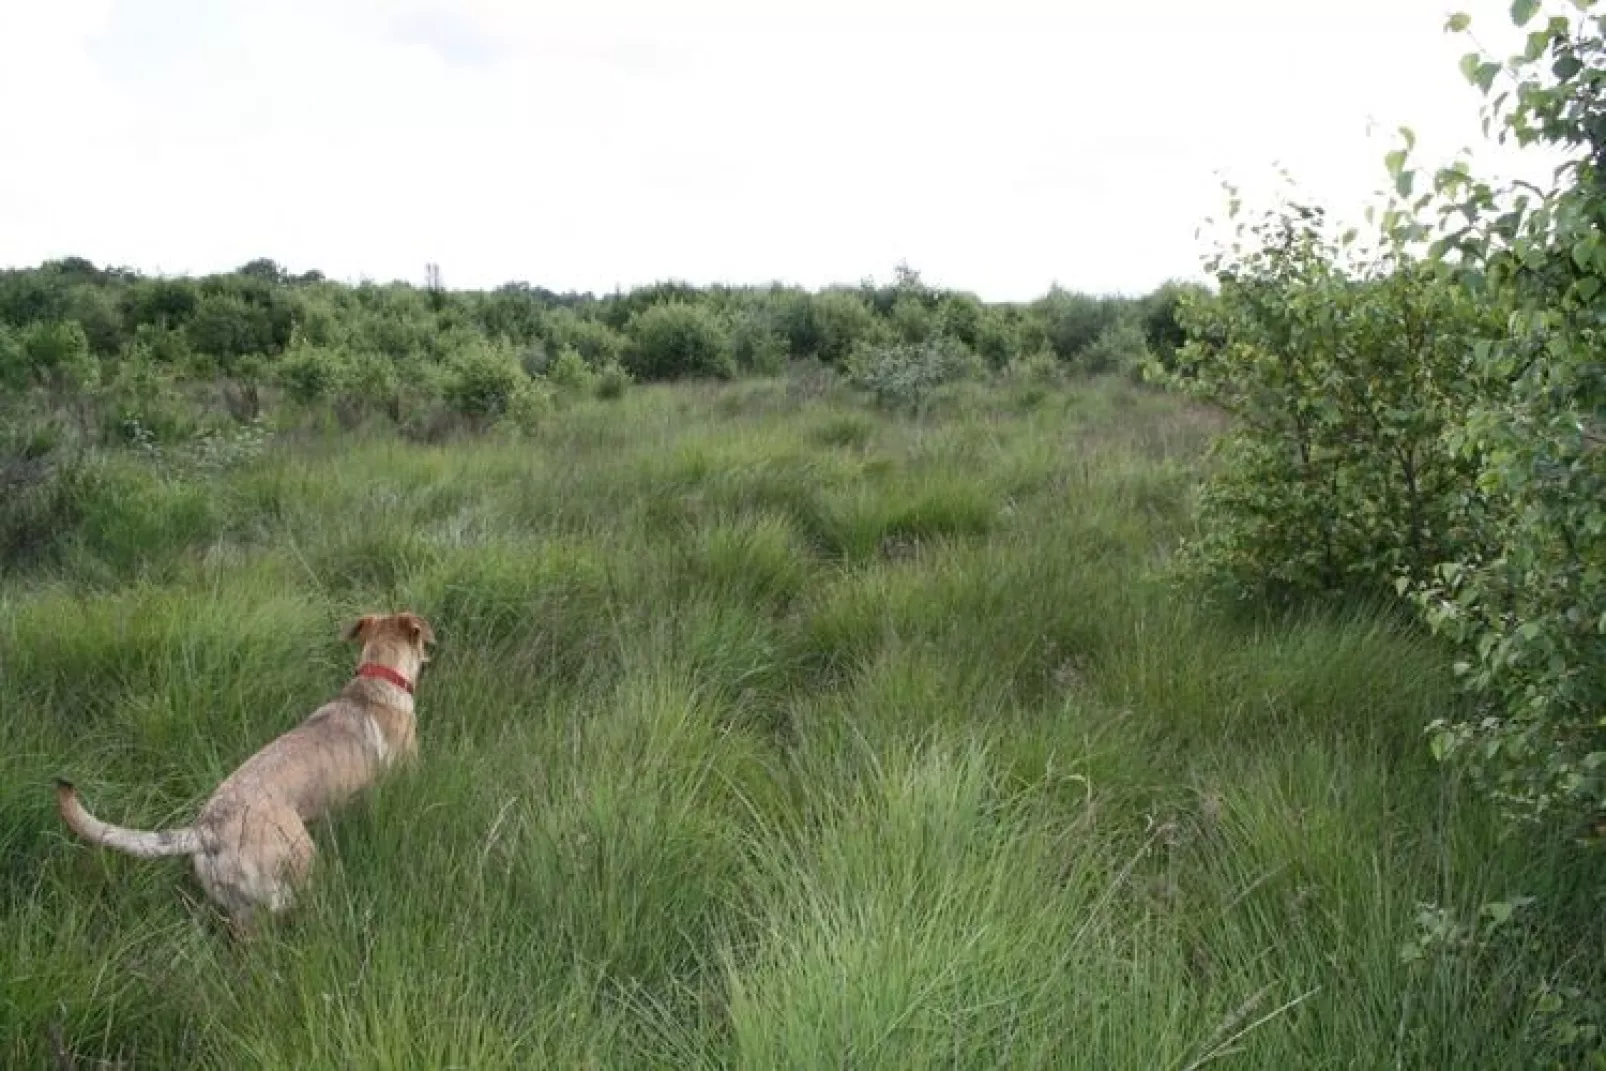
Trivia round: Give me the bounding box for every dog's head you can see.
[343,612,436,678]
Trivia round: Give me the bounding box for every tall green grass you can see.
[2,377,1601,1067]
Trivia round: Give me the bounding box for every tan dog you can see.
[56,612,434,930]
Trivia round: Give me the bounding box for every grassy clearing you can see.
[2,376,1601,1068]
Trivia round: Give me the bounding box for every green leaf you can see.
[1555,54,1584,80]
[1476,61,1502,92]
[1511,0,1540,26]
[1430,732,1452,761]
[1461,51,1484,84]
[1385,148,1408,177]
[1447,11,1472,32]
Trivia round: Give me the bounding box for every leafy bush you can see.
[184,284,293,367]
[973,308,1022,370]
[1170,201,1494,604]
[546,309,626,367]
[335,350,403,425]
[731,312,791,375]
[889,296,937,344]
[1139,281,1204,371]
[546,347,597,393]
[0,269,67,327]
[474,282,551,345]
[276,334,406,429]
[1078,317,1150,376]
[276,341,348,404]
[845,339,983,414]
[443,342,530,421]
[625,302,735,381]
[122,278,197,330]
[594,360,632,400]
[1031,288,1120,362]
[1397,2,1606,826]
[516,341,551,378]
[127,322,193,367]
[1166,0,1606,839]
[1000,350,1064,409]
[938,293,985,349]
[498,379,556,435]
[809,291,883,364]
[1004,350,1064,387]
[12,320,99,395]
[101,354,193,445]
[346,290,438,360]
[66,284,126,357]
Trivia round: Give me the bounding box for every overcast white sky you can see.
[0,0,1546,300]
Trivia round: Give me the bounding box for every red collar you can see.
[357,663,414,694]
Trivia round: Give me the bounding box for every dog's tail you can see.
[55,779,201,858]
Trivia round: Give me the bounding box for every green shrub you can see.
[973,308,1022,370]
[1030,288,1120,362]
[546,309,626,367]
[275,342,349,404]
[1398,2,1606,827]
[443,342,529,421]
[594,360,632,400]
[1170,203,1492,604]
[127,322,192,366]
[546,347,597,392]
[938,293,984,349]
[184,285,293,366]
[334,350,403,425]
[731,313,791,375]
[1138,280,1204,371]
[17,320,98,394]
[66,284,126,357]
[845,339,982,414]
[346,292,437,360]
[1078,317,1150,376]
[498,379,556,435]
[516,341,551,378]
[811,291,883,364]
[120,277,197,331]
[889,296,936,344]
[624,302,735,381]
[101,355,193,445]
[1004,350,1064,387]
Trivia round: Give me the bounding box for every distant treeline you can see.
[0,257,1195,396]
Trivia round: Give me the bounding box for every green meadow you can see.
[3,377,1601,1067]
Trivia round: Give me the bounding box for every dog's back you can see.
[55,611,434,927]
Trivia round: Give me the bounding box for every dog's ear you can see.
[342,615,378,643]
[399,613,435,648]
